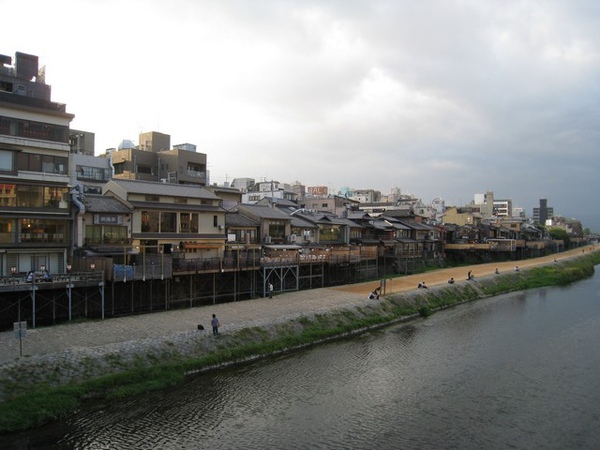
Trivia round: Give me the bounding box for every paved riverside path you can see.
[1,246,596,364]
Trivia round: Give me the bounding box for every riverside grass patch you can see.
[1,252,599,434]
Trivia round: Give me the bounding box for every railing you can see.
[112,263,172,282]
[0,271,103,292]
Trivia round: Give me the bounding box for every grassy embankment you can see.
[1,252,599,433]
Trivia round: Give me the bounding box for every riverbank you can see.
[1,247,599,433]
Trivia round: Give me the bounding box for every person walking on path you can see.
[269,282,274,298]
[211,314,220,336]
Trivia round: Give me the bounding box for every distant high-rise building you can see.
[533,198,554,224]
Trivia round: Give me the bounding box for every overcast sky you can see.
[4,0,600,230]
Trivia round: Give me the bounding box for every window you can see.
[113,162,124,175]
[17,185,43,207]
[19,219,66,243]
[137,165,153,175]
[0,116,68,143]
[268,220,285,238]
[77,165,109,181]
[84,225,127,245]
[145,195,159,202]
[17,153,67,174]
[0,150,15,172]
[0,219,14,244]
[141,211,160,232]
[320,225,342,241]
[161,212,177,233]
[179,213,198,233]
[0,183,16,207]
[43,187,69,208]
[213,215,218,227]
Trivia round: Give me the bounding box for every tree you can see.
[548,227,571,247]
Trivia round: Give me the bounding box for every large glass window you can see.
[43,187,69,208]
[3,184,69,209]
[0,183,16,207]
[0,116,68,142]
[268,220,285,238]
[0,219,14,244]
[14,118,69,142]
[161,212,177,233]
[85,225,127,245]
[20,219,66,243]
[76,165,109,181]
[320,225,342,241]
[17,153,67,174]
[141,211,160,232]
[180,213,199,233]
[17,185,43,207]
[0,150,15,172]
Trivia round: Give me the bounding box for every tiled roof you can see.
[226,212,260,227]
[234,204,293,220]
[83,195,132,213]
[106,179,220,200]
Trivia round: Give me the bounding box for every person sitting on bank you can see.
[418,281,428,289]
[495,268,500,275]
[368,287,381,300]
[448,277,455,284]
[514,266,520,272]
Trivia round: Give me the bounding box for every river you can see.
[3,268,600,449]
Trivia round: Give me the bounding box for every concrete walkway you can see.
[1,246,596,364]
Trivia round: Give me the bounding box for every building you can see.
[106,131,208,186]
[103,179,226,259]
[68,129,95,156]
[241,180,298,204]
[0,51,74,275]
[297,195,359,217]
[533,198,554,225]
[493,198,512,218]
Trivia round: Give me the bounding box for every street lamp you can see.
[66,263,73,321]
[11,266,18,321]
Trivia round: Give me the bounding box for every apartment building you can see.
[108,131,208,186]
[0,51,74,275]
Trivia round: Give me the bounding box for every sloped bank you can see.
[1,252,599,433]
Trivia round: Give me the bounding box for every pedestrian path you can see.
[1,246,595,363]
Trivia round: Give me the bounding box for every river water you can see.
[3,269,600,449]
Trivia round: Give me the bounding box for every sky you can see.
[3,0,600,231]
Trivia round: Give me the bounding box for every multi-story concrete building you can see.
[0,51,74,275]
[493,199,512,218]
[106,131,208,186]
[68,129,95,156]
[533,198,554,225]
